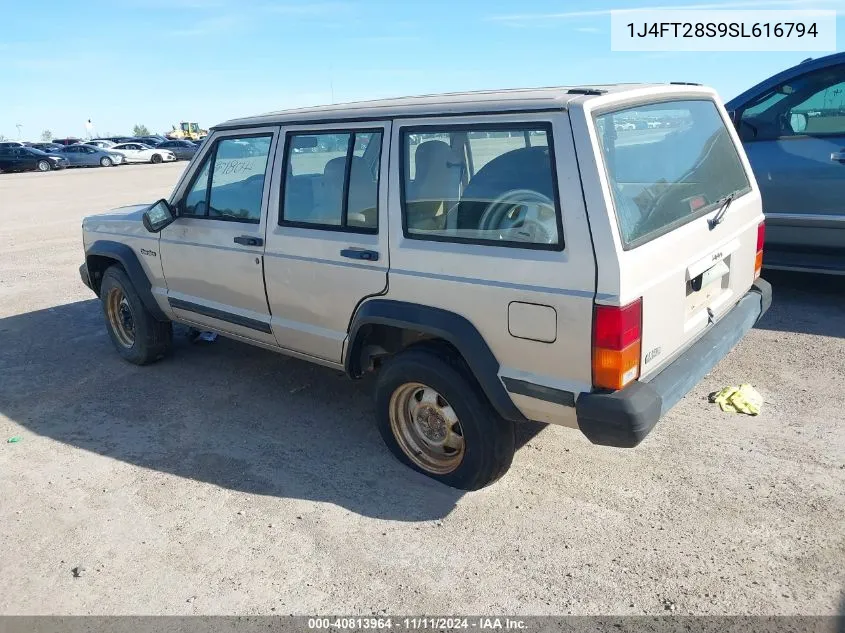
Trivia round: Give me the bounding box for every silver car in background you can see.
[53,144,125,167]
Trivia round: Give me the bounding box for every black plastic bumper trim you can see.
[575,278,771,448]
[502,377,575,407]
[79,263,92,291]
[168,298,272,334]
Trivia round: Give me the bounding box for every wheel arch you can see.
[345,299,527,423]
[85,240,168,321]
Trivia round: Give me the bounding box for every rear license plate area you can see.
[686,258,730,317]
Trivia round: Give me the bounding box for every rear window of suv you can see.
[595,99,750,249]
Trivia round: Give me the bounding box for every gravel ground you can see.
[0,165,843,615]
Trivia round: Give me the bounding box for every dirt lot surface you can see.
[1,165,843,615]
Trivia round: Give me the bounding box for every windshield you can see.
[595,99,750,248]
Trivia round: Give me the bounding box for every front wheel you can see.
[150,153,162,164]
[374,347,515,490]
[100,265,172,365]
[100,157,113,167]
[37,160,51,172]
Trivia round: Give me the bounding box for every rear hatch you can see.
[577,88,764,384]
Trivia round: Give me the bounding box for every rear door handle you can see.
[233,235,263,247]
[340,248,379,261]
[831,150,845,163]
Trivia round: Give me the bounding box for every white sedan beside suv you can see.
[110,142,176,164]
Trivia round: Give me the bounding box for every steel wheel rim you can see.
[37,160,50,172]
[389,382,465,475]
[106,287,135,348]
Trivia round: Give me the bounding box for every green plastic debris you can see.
[7,436,22,443]
[709,384,763,415]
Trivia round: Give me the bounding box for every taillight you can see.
[754,221,765,279]
[592,299,642,391]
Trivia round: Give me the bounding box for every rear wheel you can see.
[100,265,172,365]
[150,153,162,164]
[100,157,113,167]
[374,346,515,490]
[37,160,51,172]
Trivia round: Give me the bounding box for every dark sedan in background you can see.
[51,137,84,146]
[727,51,845,274]
[30,142,65,153]
[135,135,169,147]
[0,146,67,172]
[155,139,198,160]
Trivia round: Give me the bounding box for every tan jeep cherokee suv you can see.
[79,84,771,490]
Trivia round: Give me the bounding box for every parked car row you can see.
[0,146,68,172]
[0,136,199,173]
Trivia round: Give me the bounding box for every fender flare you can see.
[85,240,169,321]
[346,299,527,423]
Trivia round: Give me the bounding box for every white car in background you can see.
[110,142,176,164]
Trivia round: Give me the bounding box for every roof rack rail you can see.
[567,88,605,95]
[670,81,701,86]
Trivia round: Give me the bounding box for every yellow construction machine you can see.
[167,121,207,141]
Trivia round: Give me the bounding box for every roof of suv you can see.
[214,83,691,130]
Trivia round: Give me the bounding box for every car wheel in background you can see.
[37,160,51,172]
[100,157,113,167]
[150,154,162,164]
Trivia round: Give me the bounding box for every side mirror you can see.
[790,112,808,134]
[142,199,176,233]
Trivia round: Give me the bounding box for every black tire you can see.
[99,265,172,365]
[37,160,51,172]
[100,157,113,167]
[150,153,162,164]
[374,346,515,490]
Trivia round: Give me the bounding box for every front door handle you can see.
[234,235,263,247]
[340,248,379,261]
[830,150,845,163]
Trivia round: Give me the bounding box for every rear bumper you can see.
[575,278,772,448]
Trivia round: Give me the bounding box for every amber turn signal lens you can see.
[754,250,763,279]
[592,340,641,391]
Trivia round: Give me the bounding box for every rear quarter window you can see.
[595,99,751,249]
[400,124,563,250]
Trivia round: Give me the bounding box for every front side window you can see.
[180,134,272,222]
[282,130,381,232]
[401,125,561,249]
[740,65,845,139]
[596,99,750,248]
[183,160,211,216]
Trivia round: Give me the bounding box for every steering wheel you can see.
[478,189,556,244]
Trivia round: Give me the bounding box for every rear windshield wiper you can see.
[708,192,736,229]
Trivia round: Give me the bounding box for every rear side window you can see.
[401,125,562,250]
[281,130,382,232]
[595,99,750,249]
